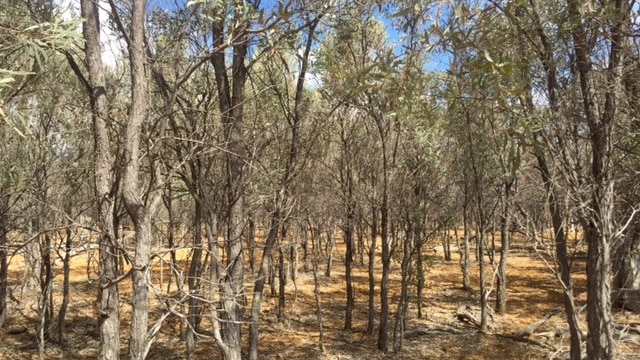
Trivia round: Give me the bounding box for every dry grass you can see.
[2,231,640,359]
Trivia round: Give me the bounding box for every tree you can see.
[566,1,631,357]
[248,14,319,359]
[76,1,121,357]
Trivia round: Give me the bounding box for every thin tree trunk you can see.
[186,201,204,360]
[416,226,425,319]
[478,223,488,332]
[516,2,583,356]
[378,198,390,351]
[0,192,8,328]
[462,189,472,290]
[442,227,451,261]
[163,184,177,294]
[496,182,512,314]
[311,229,325,353]
[344,213,354,330]
[57,219,73,343]
[302,225,309,272]
[249,215,280,360]
[210,5,251,357]
[367,200,378,334]
[278,245,287,323]
[357,222,365,266]
[38,234,53,359]
[393,226,412,351]
[325,229,334,277]
[247,216,256,274]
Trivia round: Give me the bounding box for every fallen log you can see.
[513,309,563,337]
[495,332,557,351]
[403,325,466,339]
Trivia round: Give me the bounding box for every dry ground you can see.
[2,231,640,359]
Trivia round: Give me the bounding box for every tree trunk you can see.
[344,214,354,330]
[367,203,377,334]
[517,2,583,356]
[393,226,412,351]
[325,229,334,278]
[376,111,391,353]
[278,245,287,323]
[186,201,204,360]
[38,234,53,358]
[57,219,73,343]
[614,230,640,303]
[210,6,250,357]
[0,192,8,328]
[416,227,425,318]
[121,1,157,358]
[77,0,121,358]
[496,182,512,314]
[478,223,488,332]
[357,222,365,266]
[378,199,390,351]
[247,216,256,274]
[311,229,326,353]
[441,228,451,261]
[249,215,280,360]
[462,187,472,290]
[566,1,628,357]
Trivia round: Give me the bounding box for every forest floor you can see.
[2,230,640,359]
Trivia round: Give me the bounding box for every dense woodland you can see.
[1,0,639,359]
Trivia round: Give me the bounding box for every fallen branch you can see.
[495,332,557,351]
[403,324,467,339]
[614,324,640,337]
[513,309,563,337]
[456,306,481,328]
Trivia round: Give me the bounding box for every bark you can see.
[249,15,324,344]
[325,229,334,277]
[533,127,583,360]
[366,202,377,334]
[246,216,256,274]
[357,222,365,266]
[416,227,425,318]
[514,2,583,357]
[311,229,326,353]
[478,224,488,332]
[462,200,471,290]
[614,230,640,298]
[496,182,512,314]
[566,1,628,357]
[38,234,53,358]
[57,217,73,343]
[344,212,355,330]
[278,245,287,322]
[393,226,413,351]
[78,1,120,358]
[163,185,178,295]
[121,1,157,358]
[0,192,8,328]
[186,201,204,360]
[338,107,357,331]
[210,5,250,358]
[248,215,280,360]
[441,228,451,261]
[377,114,391,352]
[463,104,488,332]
